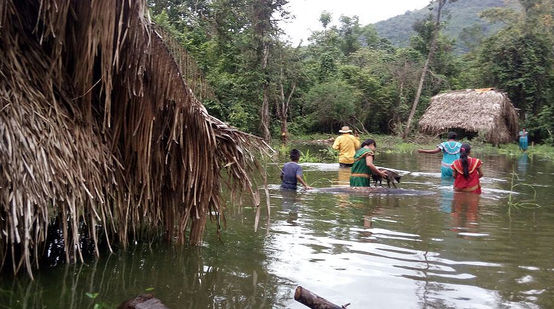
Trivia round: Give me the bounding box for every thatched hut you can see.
[418,89,519,144]
[0,0,269,277]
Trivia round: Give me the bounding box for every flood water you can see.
[1,146,553,308]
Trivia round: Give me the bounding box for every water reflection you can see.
[336,167,350,186]
[1,237,284,308]
[281,189,299,223]
[450,192,481,237]
[517,153,529,176]
[439,178,455,213]
[3,152,554,308]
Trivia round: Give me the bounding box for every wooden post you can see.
[294,286,349,309]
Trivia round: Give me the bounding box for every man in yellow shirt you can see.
[332,126,361,168]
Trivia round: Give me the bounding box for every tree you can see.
[403,0,456,139]
[304,80,361,132]
[319,11,332,29]
[476,0,553,141]
[275,43,302,143]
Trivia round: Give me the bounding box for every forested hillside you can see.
[148,0,553,145]
[374,0,521,53]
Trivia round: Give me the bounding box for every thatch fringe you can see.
[418,89,519,144]
[153,25,218,104]
[0,0,270,277]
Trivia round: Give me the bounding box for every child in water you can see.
[451,143,484,194]
[280,149,312,190]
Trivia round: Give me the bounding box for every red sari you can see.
[451,157,482,194]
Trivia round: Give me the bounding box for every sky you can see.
[280,0,432,45]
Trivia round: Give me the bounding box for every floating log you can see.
[118,294,169,309]
[294,286,349,309]
[314,186,435,196]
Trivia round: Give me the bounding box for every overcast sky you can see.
[281,0,432,45]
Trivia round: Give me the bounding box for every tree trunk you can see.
[294,286,347,309]
[260,37,271,142]
[277,66,296,144]
[402,0,447,139]
[280,116,288,144]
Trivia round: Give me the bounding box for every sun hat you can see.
[339,126,352,133]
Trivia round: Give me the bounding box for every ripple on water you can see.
[518,265,540,271]
[457,232,490,237]
[264,154,553,308]
[516,275,534,284]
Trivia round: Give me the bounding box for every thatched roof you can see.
[0,0,270,277]
[418,89,519,144]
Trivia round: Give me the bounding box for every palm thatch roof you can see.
[418,89,519,144]
[0,0,270,277]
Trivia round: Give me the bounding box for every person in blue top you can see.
[518,128,529,151]
[418,131,462,178]
[281,149,312,190]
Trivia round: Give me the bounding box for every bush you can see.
[304,80,361,132]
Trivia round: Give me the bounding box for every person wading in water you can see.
[332,126,361,168]
[451,143,484,194]
[281,149,312,191]
[418,131,462,178]
[350,139,387,187]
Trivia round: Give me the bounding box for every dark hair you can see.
[361,139,376,148]
[447,131,457,140]
[460,143,471,179]
[290,149,301,161]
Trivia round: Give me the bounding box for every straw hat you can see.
[339,126,352,133]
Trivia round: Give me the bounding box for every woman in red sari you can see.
[451,143,483,194]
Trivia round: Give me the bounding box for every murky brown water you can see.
[1,147,553,308]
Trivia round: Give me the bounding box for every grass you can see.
[282,133,554,159]
[298,149,320,163]
[506,169,540,216]
[273,140,337,163]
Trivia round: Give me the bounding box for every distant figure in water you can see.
[518,128,529,151]
[350,139,387,187]
[451,143,484,194]
[281,149,312,190]
[332,126,361,168]
[418,131,462,178]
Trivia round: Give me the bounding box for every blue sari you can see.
[438,141,462,178]
[519,131,528,151]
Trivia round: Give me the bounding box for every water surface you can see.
[1,150,553,308]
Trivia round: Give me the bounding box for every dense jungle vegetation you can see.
[148,0,554,144]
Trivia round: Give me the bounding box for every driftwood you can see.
[118,294,169,309]
[294,286,349,309]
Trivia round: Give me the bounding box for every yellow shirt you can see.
[332,134,361,164]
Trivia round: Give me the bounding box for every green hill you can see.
[373,0,521,53]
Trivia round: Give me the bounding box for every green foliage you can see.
[479,29,552,114]
[85,292,111,309]
[536,104,554,144]
[148,0,553,148]
[506,170,540,216]
[304,80,361,132]
[470,0,554,143]
[319,11,332,29]
[298,149,319,163]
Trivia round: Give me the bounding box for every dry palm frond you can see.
[153,25,218,104]
[418,89,519,144]
[0,0,270,278]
